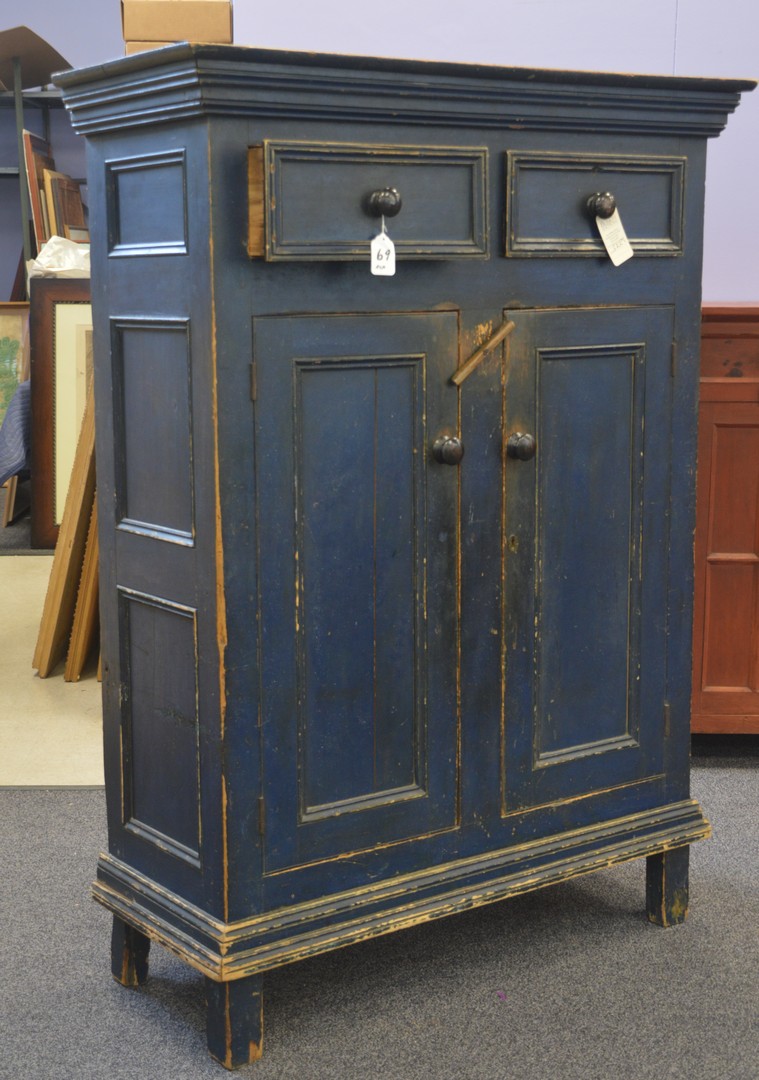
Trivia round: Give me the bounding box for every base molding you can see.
[93,799,710,981]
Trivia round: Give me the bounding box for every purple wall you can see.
[2,0,757,300]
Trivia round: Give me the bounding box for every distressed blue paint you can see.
[298,362,378,809]
[535,343,643,754]
[295,359,419,808]
[254,312,458,870]
[122,592,200,860]
[55,44,752,1066]
[504,307,673,809]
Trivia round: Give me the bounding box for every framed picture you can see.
[22,130,56,251]
[0,302,30,427]
[0,302,31,525]
[30,278,92,549]
[43,168,87,239]
[64,226,91,244]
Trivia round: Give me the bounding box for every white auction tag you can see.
[595,209,634,266]
[370,230,396,276]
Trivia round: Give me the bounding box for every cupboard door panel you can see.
[254,312,459,871]
[297,362,416,806]
[503,306,674,811]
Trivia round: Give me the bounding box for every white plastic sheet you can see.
[26,235,90,279]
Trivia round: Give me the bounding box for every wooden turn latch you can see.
[451,317,516,386]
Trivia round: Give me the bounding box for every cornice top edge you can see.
[56,47,753,141]
[53,42,757,96]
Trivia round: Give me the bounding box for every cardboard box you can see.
[124,41,175,55]
[122,1,233,44]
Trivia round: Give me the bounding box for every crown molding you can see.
[55,45,755,139]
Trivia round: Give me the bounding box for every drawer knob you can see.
[586,191,617,220]
[506,432,536,461]
[365,187,403,218]
[433,435,465,465]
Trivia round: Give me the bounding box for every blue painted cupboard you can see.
[56,46,753,1067]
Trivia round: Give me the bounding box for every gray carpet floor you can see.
[1,738,757,1080]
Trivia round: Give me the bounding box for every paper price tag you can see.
[595,209,634,267]
[371,230,396,276]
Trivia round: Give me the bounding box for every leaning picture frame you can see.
[0,302,31,526]
[22,130,56,251]
[64,225,91,244]
[30,278,92,549]
[43,168,87,239]
[0,302,30,425]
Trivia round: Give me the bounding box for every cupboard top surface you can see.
[54,42,756,95]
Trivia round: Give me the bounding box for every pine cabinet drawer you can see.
[248,140,488,260]
[505,151,686,257]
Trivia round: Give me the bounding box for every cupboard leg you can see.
[205,974,264,1069]
[111,915,151,986]
[646,846,690,927]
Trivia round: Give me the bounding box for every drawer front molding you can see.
[506,151,686,258]
[250,140,488,260]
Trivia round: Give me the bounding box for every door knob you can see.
[365,188,403,218]
[586,191,617,220]
[506,432,536,461]
[433,435,465,465]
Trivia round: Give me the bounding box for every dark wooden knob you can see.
[365,188,402,218]
[506,432,536,461]
[586,191,617,219]
[433,435,465,465]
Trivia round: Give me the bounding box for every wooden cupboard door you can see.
[502,306,674,811]
[691,399,759,731]
[254,312,460,872]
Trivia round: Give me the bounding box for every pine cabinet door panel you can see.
[254,312,460,871]
[502,306,674,811]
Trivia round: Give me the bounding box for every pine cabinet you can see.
[56,46,753,1068]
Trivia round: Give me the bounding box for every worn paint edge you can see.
[207,126,230,923]
[92,800,710,980]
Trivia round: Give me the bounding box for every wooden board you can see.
[1,476,18,528]
[247,145,265,258]
[33,380,96,678]
[64,496,99,681]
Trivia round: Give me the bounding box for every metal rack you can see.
[0,26,70,289]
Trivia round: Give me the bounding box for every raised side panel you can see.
[506,152,685,257]
[119,588,201,866]
[111,318,195,544]
[106,149,188,256]
[261,141,488,260]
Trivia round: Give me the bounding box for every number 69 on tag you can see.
[371,231,396,276]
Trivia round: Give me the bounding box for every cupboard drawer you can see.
[505,151,685,257]
[248,140,488,260]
